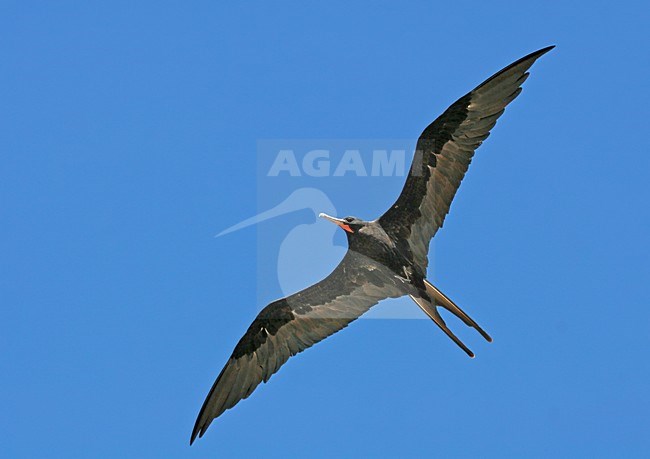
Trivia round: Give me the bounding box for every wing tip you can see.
[189,422,202,445]
[535,44,556,55]
[519,45,556,66]
[474,45,555,93]
[190,419,211,445]
[190,400,208,445]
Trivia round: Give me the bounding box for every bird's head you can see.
[319,213,366,235]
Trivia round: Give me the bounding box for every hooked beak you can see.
[319,213,353,233]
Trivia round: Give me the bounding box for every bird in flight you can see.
[191,46,554,444]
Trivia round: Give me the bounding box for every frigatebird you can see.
[191,46,553,443]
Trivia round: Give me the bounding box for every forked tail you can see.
[410,280,492,357]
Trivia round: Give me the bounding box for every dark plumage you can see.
[191,46,553,444]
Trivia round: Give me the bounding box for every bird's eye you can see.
[345,217,354,223]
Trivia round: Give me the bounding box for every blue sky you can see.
[2,1,649,457]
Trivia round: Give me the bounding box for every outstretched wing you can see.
[191,251,407,444]
[380,46,553,272]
